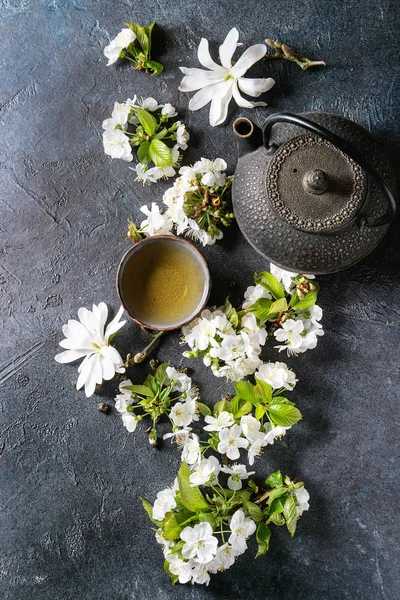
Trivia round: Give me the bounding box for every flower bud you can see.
[149,427,158,447]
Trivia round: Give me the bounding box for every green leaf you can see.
[149,138,173,167]
[155,362,169,387]
[283,495,298,537]
[143,21,155,53]
[139,497,162,526]
[135,107,157,136]
[153,127,168,139]
[268,511,285,526]
[163,512,183,540]
[213,399,226,416]
[234,381,257,404]
[197,402,211,417]
[145,59,164,75]
[144,374,158,394]
[266,297,288,319]
[255,404,266,420]
[159,387,171,402]
[249,297,273,321]
[244,501,263,522]
[178,462,209,512]
[254,271,285,299]
[137,141,151,164]
[268,403,302,427]
[266,487,289,508]
[268,496,286,515]
[265,470,283,488]
[294,289,318,311]
[125,384,154,398]
[126,22,149,54]
[198,513,216,528]
[254,378,272,403]
[223,298,239,328]
[289,290,299,307]
[226,395,240,416]
[255,521,271,558]
[234,400,253,419]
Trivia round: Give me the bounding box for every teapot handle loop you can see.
[262,113,396,228]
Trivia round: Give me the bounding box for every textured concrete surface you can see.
[1,1,399,599]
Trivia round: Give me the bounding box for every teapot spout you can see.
[233,117,263,158]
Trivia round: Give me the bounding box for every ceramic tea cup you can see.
[117,235,211,331]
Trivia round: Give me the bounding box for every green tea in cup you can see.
[117,235,210,330]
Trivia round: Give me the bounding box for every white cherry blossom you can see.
[193,157,227,187]
[240,414,262,443]
[104,28,136,65]
[247,434,266,465]
[242,283,272,309]
[140,202,174,236]
[175,122,190,150]
[166,555,193,584]
[179,27,275,126]
[170,398,199,428]
[165,366,192,392]
[255,361,298,390]
[180,522,218,564]
[228,509,256,554]
[221,464,255,490]
[181,433,202,465]
[295,486,310,516]
[189,456,221,487]
[190,562,211,585]
[204,411,235,432]
[217,425,248,460]
[102,129,133,161]
[161,103,178,117]
[152,486,177,521]
[55,303,126,397]
[264,424,291,445]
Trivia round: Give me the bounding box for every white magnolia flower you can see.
[240,414,262,443]
[140,202,174,236]
[180,522,218,564]
[269,263,315,293]
[102,129,133,162]
[241,283,272,309]
[104,28,136,66]
[189,456,221,487]
[228,509,256,554]
[179,27,275,126]
[204,410,235,432]
[161,103,178,118]
[217,425,248,460]
[295,486,310,516]
[165,366,192,392]
[170,398,199,428]
[221,463,255,490]
[55,303,126,397]
[152,486,177,521]
[181,433,202,465]
[190,562,210,585]
[264,424,291,445]
[166,555,193,584]
[255,361,298,390]
[175,122,190,150]
[193,157,227,187]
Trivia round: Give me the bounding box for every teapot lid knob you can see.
[303,169,329,195]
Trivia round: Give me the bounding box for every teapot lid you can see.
[267,133,366,233]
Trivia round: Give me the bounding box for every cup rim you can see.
[116,235,211,331]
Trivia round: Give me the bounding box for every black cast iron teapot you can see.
[232,112,397,274]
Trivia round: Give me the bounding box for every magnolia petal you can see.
[179,70,226,93]
[188,82,224,111]
[76,353,96,391]
[104,305,126,339]
[55,349,89,364]
[232,82,267,108]
[100,355,116,381]
[219,27,239,69]
[209,81,233,127]
[58,338,93,351]
[93,302,108,336]
[237,76,275,97]
[230,44,266,78]
[197,37,225,72]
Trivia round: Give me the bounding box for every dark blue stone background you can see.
[1,0,399,598]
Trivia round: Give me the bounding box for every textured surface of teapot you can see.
[232,112,397,274]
